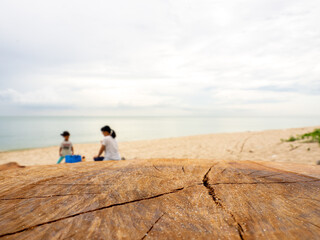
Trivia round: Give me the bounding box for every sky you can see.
[0,0,319,117]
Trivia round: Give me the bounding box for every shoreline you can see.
[1,125,319,166]
[2,124,320,153]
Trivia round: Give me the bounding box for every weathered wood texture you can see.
[0,159,319,239]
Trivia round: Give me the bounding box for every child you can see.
[57,131,74,164]
[94,125,121,161]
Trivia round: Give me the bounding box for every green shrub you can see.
[282,129,320,144]
[300,129,320,143]
[288,136,297,142]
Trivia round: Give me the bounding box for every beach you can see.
[1,126,319,166]
[1,127,320,239]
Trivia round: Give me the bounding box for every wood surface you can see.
[0,159,319,239]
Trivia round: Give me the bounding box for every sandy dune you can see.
[0,126,319,166]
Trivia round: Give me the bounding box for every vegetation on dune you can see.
[282,129,320,144]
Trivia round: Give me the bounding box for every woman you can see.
[94,125,121,161]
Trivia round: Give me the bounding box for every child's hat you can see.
[61,131,70,136]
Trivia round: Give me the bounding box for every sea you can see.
[0,116,319,151]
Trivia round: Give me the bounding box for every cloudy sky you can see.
[0,0,319,116]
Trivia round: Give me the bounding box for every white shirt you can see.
[60,141,73,156]
[102,136,121,160]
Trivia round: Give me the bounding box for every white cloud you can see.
[0,0,320,116]
[0,88,68,106]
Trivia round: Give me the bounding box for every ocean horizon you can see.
[0,116,319,151]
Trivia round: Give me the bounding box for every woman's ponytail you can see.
[110,129,116,138]
[101,125,117,138]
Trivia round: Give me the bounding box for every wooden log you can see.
[0,159,319,239]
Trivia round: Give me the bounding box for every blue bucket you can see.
[65,155,82,163]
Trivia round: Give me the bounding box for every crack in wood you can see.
[285,215,320,230]
[249,161,320,181]
[0,184,203,201]
[210,180,320,185]
[246,170,259,176]
[220,168,227,174]
[2,180,318,202]
[1,169,118,199]
[0,193,107,201]
[182,166,185,173]
[202,167,245,240]
[153,165,161,171]
[141,213,165,239]
[62,232,76,240]
[297,219,320,229]
[0,187,186,238]
[0,175,68,197]
[30,183,113,186]
[292,197,320,203]
[257,173,282,179]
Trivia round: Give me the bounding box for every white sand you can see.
[0,126,319,166]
